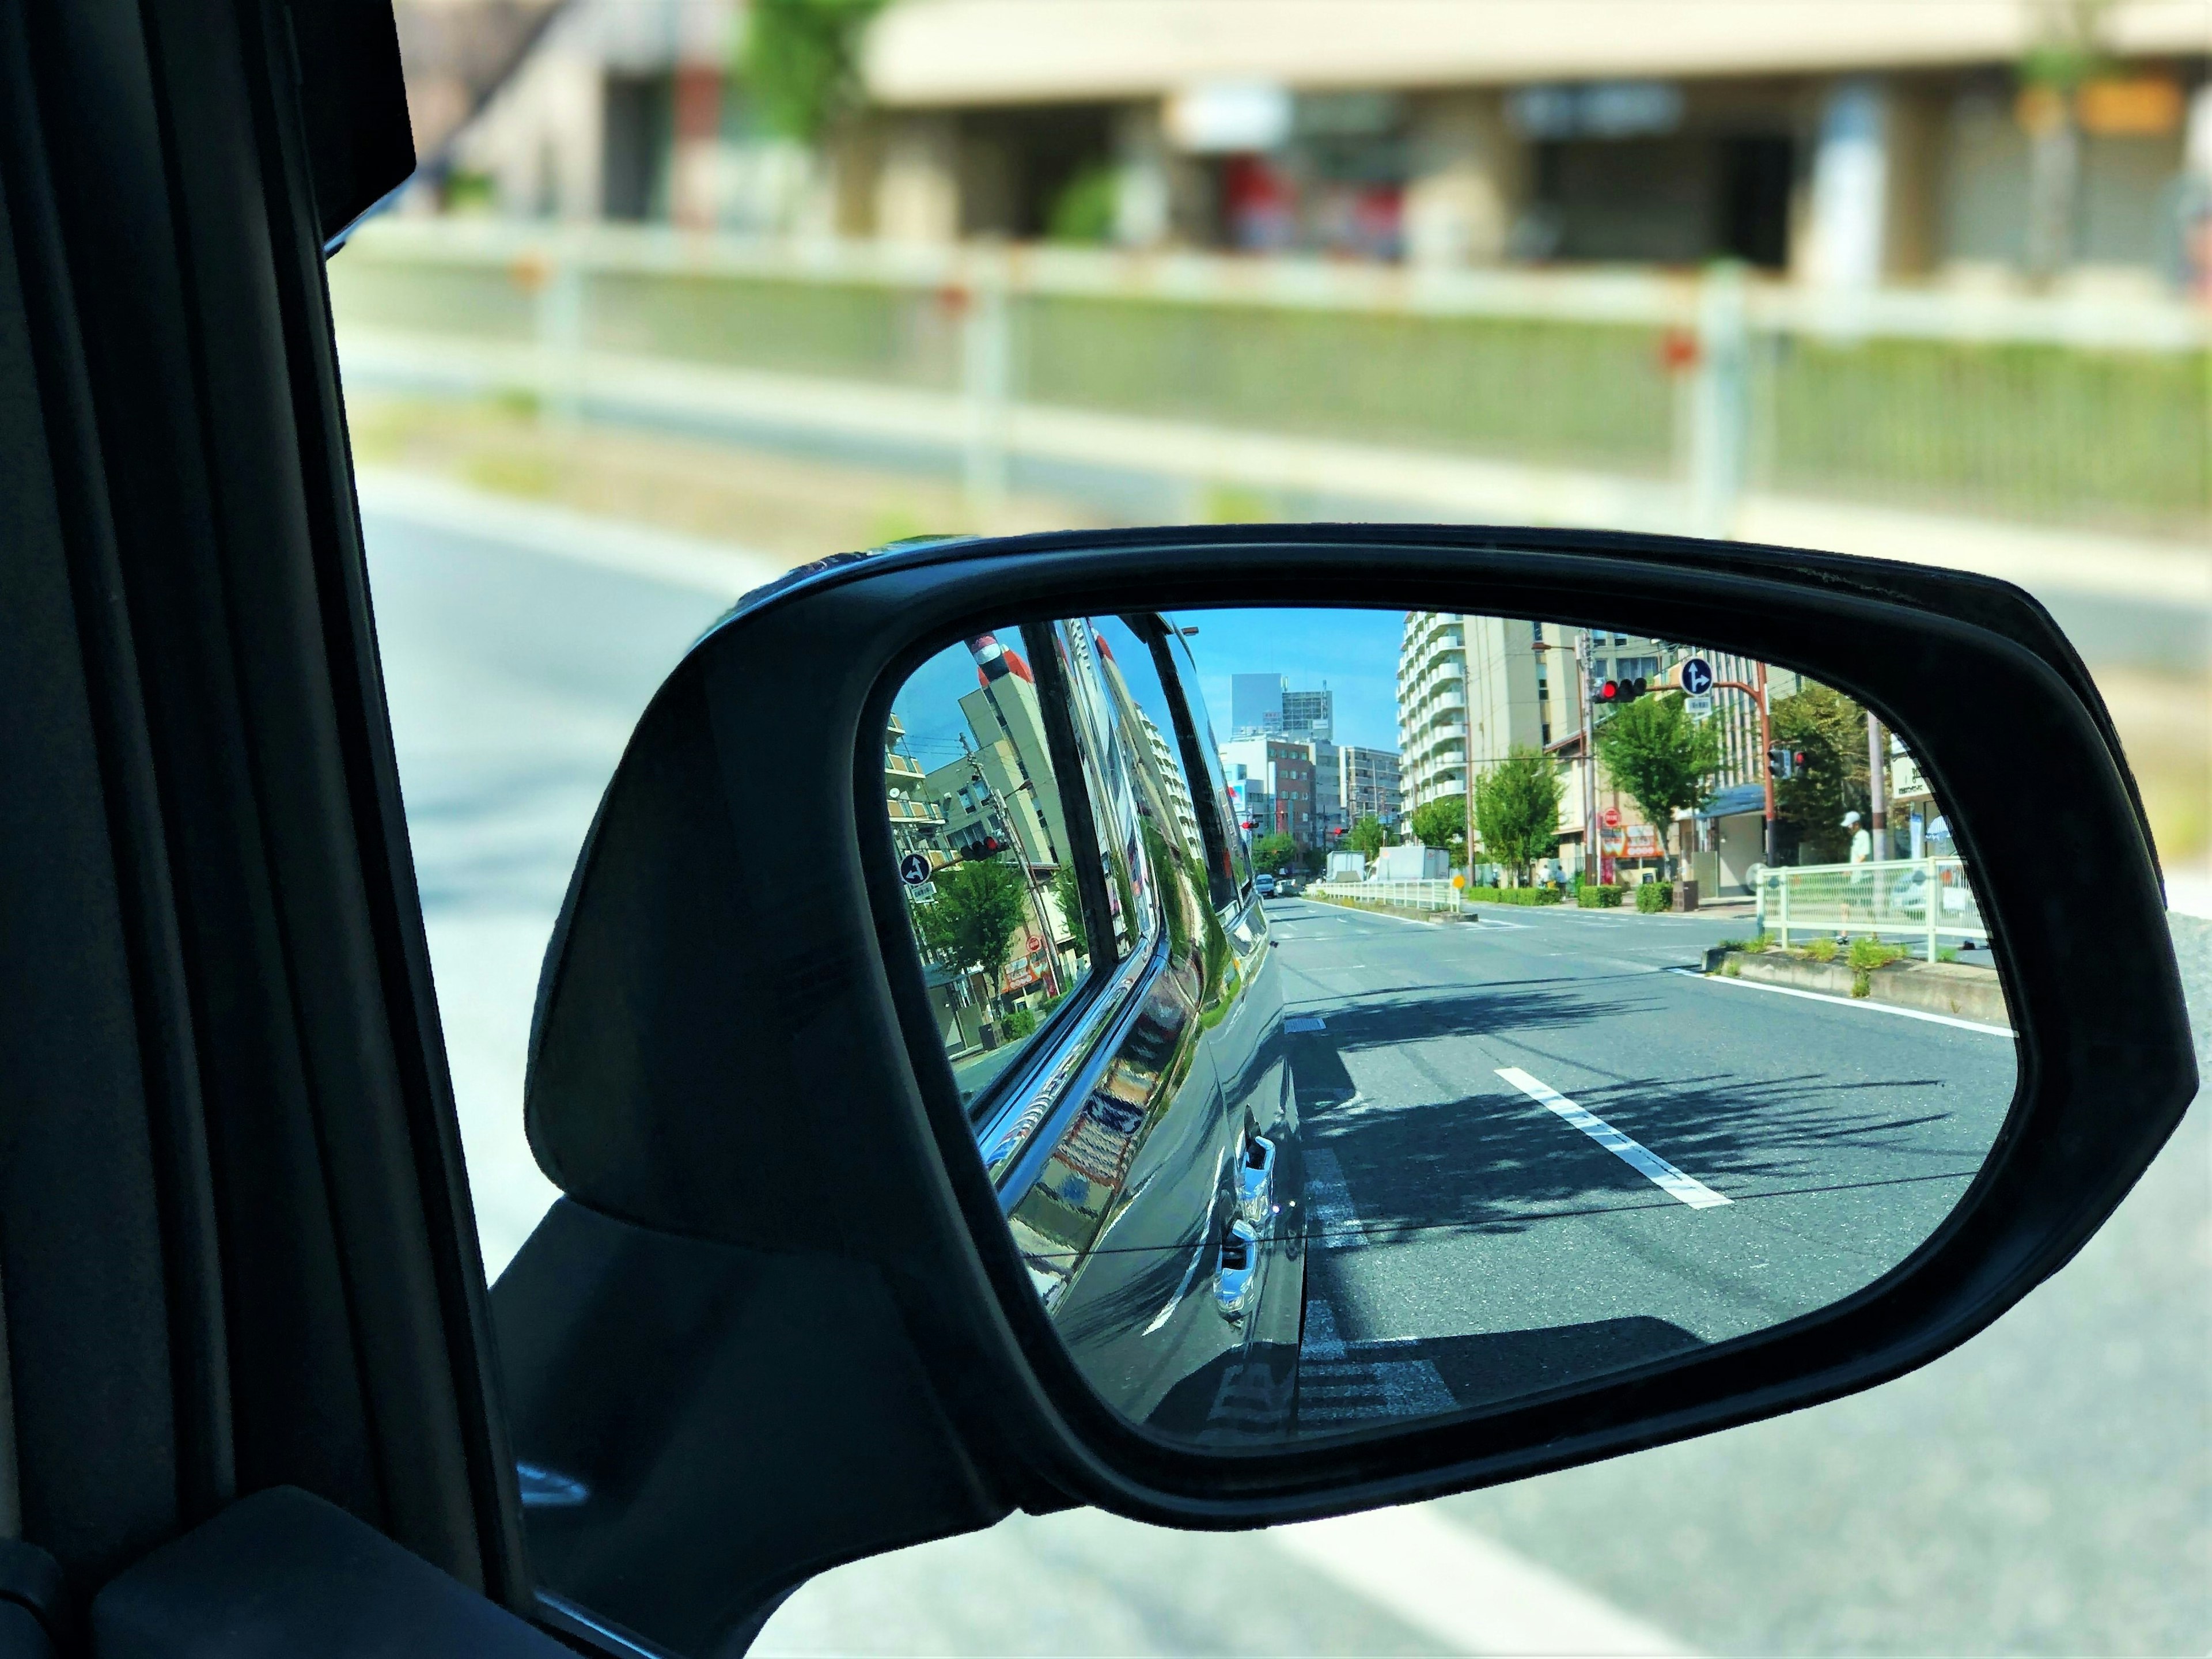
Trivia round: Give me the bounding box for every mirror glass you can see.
[881,608,2015,1447]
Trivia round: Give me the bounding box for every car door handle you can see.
[1214,1218,1260,1320]
[1238,1135,1275,1229]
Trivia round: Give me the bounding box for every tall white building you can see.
[1397,612,1476,813]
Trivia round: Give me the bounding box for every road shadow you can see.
[1294,1315,1707,1433]
[1293,1026,2012,1247]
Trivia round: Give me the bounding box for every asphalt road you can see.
[362,493,2208,1656]
[1266,898,2018,1426]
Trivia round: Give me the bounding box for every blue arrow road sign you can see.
[1680,657,1714,697]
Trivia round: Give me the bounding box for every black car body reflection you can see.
[970,617,1304,1445]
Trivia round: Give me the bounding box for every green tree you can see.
[1048,861,1086,959]
[1047,166,1118,243]
[1250,831,1298,873]
[909,858,1027,1004]
[1593,694,1721,872]
[1474,748,1563,884]
[1408,795,1468,866]
[1771,682,1871,864]
[1343,815,1388,861]
[741,0,886,143]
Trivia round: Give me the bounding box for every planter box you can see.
[1717,951,2009,1029]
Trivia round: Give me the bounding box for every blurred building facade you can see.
[414,0,2212,293]
[855,0,2212,290]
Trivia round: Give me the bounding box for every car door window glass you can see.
[1055,619,1157,961]
[1164,626,1255,910]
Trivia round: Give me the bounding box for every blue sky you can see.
[888,609,1410,774]
[1171,607,1405,751]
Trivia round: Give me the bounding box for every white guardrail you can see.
[326,220,2212,596]
[1307,880,1465,912]
[1754,857,1988,956]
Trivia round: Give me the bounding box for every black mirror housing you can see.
[494,525,2194,1654]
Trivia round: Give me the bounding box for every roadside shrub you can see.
[1714,930,1770,956]
[1721,956,1742,977]
[1001,1006,1039,1039]
[1803,936,1839,963]
[1463,886,1565,906]
[1634,880,1672,913]
[1847,935,1910,973]
[1937,946,1959,964]
[1847,934,1910,998]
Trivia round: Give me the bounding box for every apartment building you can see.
[1336,744,1402,829]
[884,712,949,863]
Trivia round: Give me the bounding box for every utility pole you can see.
[1705,667,1776,869]
[1534,631,1600,888]
[1866,710,1887,854]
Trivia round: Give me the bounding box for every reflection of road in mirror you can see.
[1271,896,2017,1431]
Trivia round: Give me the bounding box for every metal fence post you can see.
[1925,855,1940,961]
[1689,261,1751,540]
[536,239,585,424]
[1778,870,1790,949]
[962,246,1011,513]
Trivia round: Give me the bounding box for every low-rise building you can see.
[1219,734,1319,849]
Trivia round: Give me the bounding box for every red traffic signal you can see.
[1595,676,1646,706]
[1597,679,1619,703]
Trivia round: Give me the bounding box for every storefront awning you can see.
[1695,782,1767,820]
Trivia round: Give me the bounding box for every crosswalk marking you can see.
[1297,1300,1457,1424]
[1302,1147,1368,1250]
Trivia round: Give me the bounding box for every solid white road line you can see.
[1496,1067,1732,1210]
[1271,1505,1697,1657]
[1669,968,2014,1037]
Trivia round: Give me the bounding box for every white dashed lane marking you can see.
[1495,1066,1732,1210]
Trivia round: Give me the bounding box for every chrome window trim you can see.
[975,923,1171,1195]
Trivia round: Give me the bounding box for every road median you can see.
[1707,948,2009,1028]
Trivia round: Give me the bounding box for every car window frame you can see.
[1143,617,1255,915]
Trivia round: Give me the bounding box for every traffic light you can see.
[1767,747,1807,781]
[961,835,1005,859]
[1594,676,1647,708]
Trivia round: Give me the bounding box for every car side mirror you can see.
[489,525,2192,1658]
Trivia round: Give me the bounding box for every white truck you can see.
[1324,851,1368,883]
[1373,843,1450,881]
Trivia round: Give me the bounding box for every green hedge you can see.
[1634,881,1673,913]
[1464,886,1565,906]
[1575,881,1627,908]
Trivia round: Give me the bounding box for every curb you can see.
[1712,950,2009,1028]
